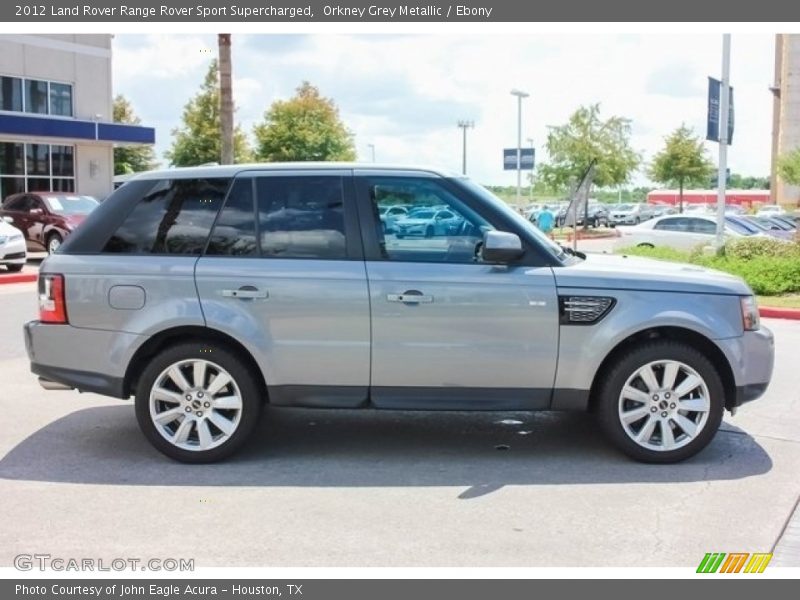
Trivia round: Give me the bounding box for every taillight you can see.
[39,274,68,324]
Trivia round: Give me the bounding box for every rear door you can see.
[354,172,559,410]
[194,170,371,407]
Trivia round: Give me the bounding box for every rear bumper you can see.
[24,320,144,399]
[31,362,126,398]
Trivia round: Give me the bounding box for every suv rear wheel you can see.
[596,340,724,463]
[135,342,262,463]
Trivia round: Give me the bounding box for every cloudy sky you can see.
[113,33,776,186]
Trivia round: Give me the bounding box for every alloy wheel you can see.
[617,360,711,452]
[149,359,243,452]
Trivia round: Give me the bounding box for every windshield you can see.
[458,178,567,262]
[407,210,434,219]
[616,204,634,211]
[43,195,98,215]
[724,216,758,235]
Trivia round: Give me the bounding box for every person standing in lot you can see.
[536,209,555,238]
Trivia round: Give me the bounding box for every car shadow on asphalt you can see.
[0,405,772,495]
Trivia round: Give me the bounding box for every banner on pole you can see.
[706,77,734,144]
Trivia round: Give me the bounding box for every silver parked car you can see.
[25,164,774,464]
[608,203,656,226]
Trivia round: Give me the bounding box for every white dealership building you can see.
[0,34,154,200]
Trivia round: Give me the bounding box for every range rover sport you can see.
[24,164,774,463]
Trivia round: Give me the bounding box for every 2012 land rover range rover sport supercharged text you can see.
[24,164,774,463]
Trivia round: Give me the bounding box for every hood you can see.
[0,220,21,236]
[62,214,88,227]
[553,253,751,295]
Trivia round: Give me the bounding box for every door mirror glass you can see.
[481,230,523,263]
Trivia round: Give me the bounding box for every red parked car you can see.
[0,192,99,254]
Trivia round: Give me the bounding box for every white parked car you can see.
[756,204,786,217]
[0,217,27,272]
[614,214,760,251]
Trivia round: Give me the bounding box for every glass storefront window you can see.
[0,76,23,112]
[49,82,73,117]
[24,79,49,114]
[0,142,75,197]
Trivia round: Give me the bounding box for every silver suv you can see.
[24,164,774,463]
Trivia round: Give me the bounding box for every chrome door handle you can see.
[387,291,434,304]
[221,287,268,299]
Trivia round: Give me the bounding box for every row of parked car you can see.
[614,211,798,250]
[0,191,99,271]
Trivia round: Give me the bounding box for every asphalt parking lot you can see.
[0,280,798,568]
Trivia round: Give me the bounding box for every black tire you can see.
[135,342,262,463]
[425,225,434,238]
[6,263,24,272]
[634,217,641,225]
[47,233,62,255]
[596,340,724,463]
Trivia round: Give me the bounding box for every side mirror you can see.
[2,216,13,224]
[481,231,524,264]
[30,208,43,215]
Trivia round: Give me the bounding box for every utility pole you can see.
[218,34,234,165]
[457,120,474,174]
[715,34,731,250]
[367,143,376,162]
[510,89,529,204]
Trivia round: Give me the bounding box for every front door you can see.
[355,173,559,410]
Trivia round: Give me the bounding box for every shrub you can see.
[724,237,800,260]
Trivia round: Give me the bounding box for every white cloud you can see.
[113,33,776,185]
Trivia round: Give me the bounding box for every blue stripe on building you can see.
[0,113,155,144]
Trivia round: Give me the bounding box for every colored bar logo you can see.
[697,552,772,573]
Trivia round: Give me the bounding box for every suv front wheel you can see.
[135,342,262,463]
[596,340,724,463]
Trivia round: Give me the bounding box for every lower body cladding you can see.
[25,318,774,412]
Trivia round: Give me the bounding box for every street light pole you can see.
[457,120,474,175]
[511,89,529,204]
[367,143,376,162]
[715,34,731,250]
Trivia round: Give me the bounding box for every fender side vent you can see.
[559,296,616,325]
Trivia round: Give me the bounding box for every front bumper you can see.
[0,237,26,264]
[718,325,775,409]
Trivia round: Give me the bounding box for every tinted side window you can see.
[256,176,346,259]
[688,218,716,234]
[206,179,257,257]
[104,178,230,255]
[365,176,492,264]
[654,217,688,232]
[3,196,31,211]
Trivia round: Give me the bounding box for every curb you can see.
[0,273,37,285]
[759,306,800,320]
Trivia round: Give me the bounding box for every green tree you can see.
[778,147,800,187]
[648,125,715,213]
[537,104,641,191]
[112,95,157,175]
[165,60,251,166]
[253,81,356,162]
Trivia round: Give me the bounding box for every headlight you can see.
[10,234,22,241]
[741,296,760,331]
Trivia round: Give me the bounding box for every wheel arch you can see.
[587,326,736,412]
[123,325,268,401]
